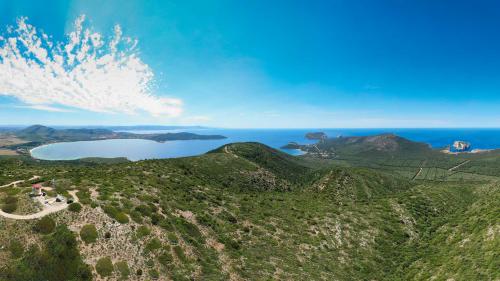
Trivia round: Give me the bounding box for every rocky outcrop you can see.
[452,141,471,152]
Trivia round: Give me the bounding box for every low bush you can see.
[158,251,173,267]
[145,237,162,253]
[1,202,17,213]
[80,224,98,244]
[95,257,114,277]
[34,216,56,234]
[8,240,24,259]
[115,261,130,279]
[149,269,159,280]
[103,205,129,224]
[68,202,82,213]
[136,225,151,238]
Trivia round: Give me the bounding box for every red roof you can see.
[32,184,42,189]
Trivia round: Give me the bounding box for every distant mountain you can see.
[16,124,57,140]
[14,125,226,143]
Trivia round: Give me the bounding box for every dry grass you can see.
[0,135,27,147]
[0,149,18,156]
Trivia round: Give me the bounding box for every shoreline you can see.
[440,148,493,155]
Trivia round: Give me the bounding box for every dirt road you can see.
[0,190,78,220]
[0,175,40,188]
[448,160,471,171]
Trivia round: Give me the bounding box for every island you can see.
[305,132,328,140]
[0,125,227,156]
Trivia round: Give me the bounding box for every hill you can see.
[0,141,498,280]
[13,125,226,143]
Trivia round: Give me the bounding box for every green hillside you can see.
[0,141,498,280]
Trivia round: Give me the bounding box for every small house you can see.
[32,184,42,196]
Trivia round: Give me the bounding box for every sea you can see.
[30,128,500,161]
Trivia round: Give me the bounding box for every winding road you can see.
[0,176,79,220]
[0,175,40,188]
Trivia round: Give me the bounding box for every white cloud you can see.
[0,15,182,117]
[14,105,74,112]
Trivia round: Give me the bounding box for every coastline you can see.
[440,148,493,155]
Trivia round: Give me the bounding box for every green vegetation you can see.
[8,240,24,259]
[115,261,130,279]
[95,257,114,277]
[0,138,498,280]
[1,195,17,213]
[136,225,151,238]
[68,202,82,212]
[80,224,98,244]
[33,216,56,234]
[0,225,92,281]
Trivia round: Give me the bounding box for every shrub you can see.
[158,251,173,267]
[68,202,82,213]
[136,225,151,239]
[1,202,17,213]
[115,212,130,224]
[95,257,114,277]
[115,261,130,279]
[136,269,143,276]
[76,190,91,205]
[80,224,98,244]
[9,240,24,258]
[3,195,17,204]
[145,238,162,253]
[34,216,56,234]
[173,246,187,262]
[149,269,159,280]
[167,232,178,244]
[105,232,111,239]
[103,205,129,224]
[135,204,152,217]
[130,210,143,223]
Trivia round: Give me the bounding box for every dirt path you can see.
[0,190,78,220]
[412,168,423,181]
[448,160,471,171]
[0,175,40,188]
[224,145,239,158]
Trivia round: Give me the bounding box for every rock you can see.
[452,141,471,152]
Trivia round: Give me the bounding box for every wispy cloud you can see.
[0,15,182,117]
[14,105,74,112]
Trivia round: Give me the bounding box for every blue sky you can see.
[1,0,500,128]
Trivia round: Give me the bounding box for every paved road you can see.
[0,190,78,220]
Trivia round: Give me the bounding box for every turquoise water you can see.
[31,128,500,161]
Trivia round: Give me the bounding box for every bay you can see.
[30,128,500,161]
